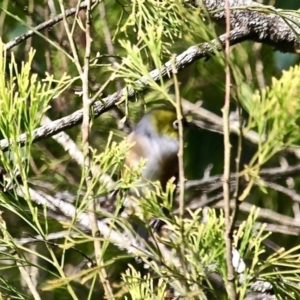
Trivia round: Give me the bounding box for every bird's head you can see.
[134,106,190,140]
[125,106,194,186]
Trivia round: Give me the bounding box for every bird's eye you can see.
[173,120,179,130]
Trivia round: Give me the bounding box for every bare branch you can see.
[4,1,96,51]
[185,163,300,193]
[0,28,249,152]
[1,1,299,156]
[222,0,236,297]
[195,0,300,52]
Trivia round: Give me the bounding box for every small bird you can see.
[122,106,190,236]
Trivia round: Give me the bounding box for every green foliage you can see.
[0,41,73,190]
[121,0,190,43]
[121,207,300,299]
[240,65,300,199]
[0,43,75,299]
[122,265,168,300]
[245,65,300,168]
[1,0,300,299]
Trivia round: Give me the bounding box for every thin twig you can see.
[223,0,236,298]
[98,1,121,91]
[80,1,114,298]
[212,200,300,229]
[172,56,188,280]
[0,28,249,152]
[262,180,300,203]
[24,0,33,56]
[182,100,300,165]
[20,187,149,257]
[0,210,41,300]
[230,89,243,245]
[19,186,279,299]
[41,116,115,189]
[4,1,96,51]
[44,1,52,73]
[98,1,132,133]
[182,100,261,144]
[0,0,8,37]
[172,58,185,218]
[58,1,82,74]
[185,163,300,191]
[16,255,41,300]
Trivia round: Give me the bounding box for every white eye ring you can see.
[173,120,179,129]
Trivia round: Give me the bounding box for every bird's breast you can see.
[125,133,179,190]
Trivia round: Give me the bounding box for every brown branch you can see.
[194,0,300,52]
[4,1,96,51]
[262,180,300,203]
[19,187,149,257]
[0,29,248,152]
[222,0,236,297]
[183,100,300,160]
[1,1,300,154]
[185,163,300,193]
[22,185,277,298]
